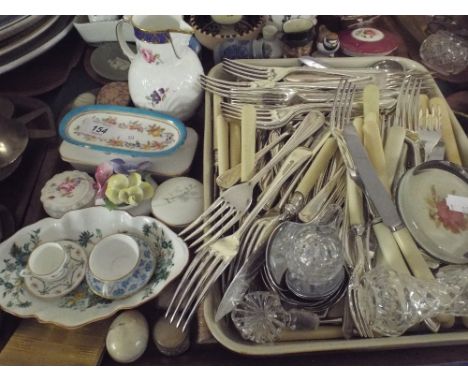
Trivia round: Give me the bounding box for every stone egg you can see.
[106,310,149,363]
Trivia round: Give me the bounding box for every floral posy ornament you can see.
[427,186,468,234]
[95,159,155,210]
[41,171,97,218]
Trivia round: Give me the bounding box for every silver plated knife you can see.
[342,125,435,282]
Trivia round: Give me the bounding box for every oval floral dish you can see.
[59,105,187,158]
[0,207,189,328]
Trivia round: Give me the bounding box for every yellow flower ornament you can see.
[105,173,155,206]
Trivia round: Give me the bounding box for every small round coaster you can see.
[153,316,190,356]
[90,42,131,81]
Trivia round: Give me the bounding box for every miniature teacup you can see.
[20,242,70,282]
[88,234,140,294]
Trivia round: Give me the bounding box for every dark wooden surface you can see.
[1,19,468,366]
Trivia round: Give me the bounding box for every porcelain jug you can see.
[117,16,204,121]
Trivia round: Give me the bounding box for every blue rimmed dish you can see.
[59,105,187,158]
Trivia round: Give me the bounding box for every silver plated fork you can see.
[179,111,325,253]
[165,146,314,331]
[222,58,432,87]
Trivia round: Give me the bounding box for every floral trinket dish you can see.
[59,105,187,158]
[0,207,188,328]
[151,177,203,228]
[40,170,97,218]
[397,161,468,264]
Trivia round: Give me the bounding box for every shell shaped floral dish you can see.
[0,207,189,328]
[59,105,187,158]
[23,240,87,299]
[397,161,468,264]
[86,234,157,300]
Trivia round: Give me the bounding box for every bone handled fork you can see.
[179,111,325,253]
[165,146,314,331]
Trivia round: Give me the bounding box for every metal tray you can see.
[201,56,468,356]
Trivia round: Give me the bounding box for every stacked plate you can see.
[261,261,348,312]
[0,15,74,75]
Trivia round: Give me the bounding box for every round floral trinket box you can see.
[339,27,399,56]
[40,170,97,218]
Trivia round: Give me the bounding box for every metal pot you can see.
[0,115,28,181]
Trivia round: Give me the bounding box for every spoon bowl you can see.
[370,59,405,72]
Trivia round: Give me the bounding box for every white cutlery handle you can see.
[384,127,406,187]
[249,111,324,185]
[238,147,313,236]
[215,115,230,175]
[363,84,380,122]
[241,105,256,181]
[216,132,289,189]
[363,112,389,191]
[229,121,241,167]
[295,137,337,198]
[429,97,462,165]
[372,222,409,275]
[347,175,364,227]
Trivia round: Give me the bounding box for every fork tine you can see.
[200,75,236,91]
[344,82,356,125]
[165,250,211,320]
[222,65,265,81]
[168,254,218,324]
[173,256,225,327]
[227,223,261,282]
[179,198,224,238]
[179,259,230,331]
[183,202,230,242]
[201,74,254,89]
[189,207,239,250]
[221,102,273,117]
[223,58,269,75]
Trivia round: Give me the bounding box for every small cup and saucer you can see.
[21,241,87,299]
[85,233,157,300]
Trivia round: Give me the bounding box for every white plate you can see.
[0,16,60,57]
[0,207,189,328]
[0,17,73,76]
[397,164,468,264]
[0,16,29,32]
[0,15,45,42]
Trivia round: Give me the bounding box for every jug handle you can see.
[116,19,136,61]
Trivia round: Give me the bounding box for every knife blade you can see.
[215,243,266,322]
[343,127,402,231]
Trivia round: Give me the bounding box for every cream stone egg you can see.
[106,310,149,363]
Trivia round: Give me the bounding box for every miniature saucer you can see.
[86,234,157,300]
[396,161,468,264]
[23,240,87,299]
